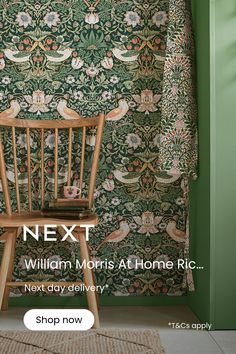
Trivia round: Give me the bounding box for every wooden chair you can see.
[0,114,105,328]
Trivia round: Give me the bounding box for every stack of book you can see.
[41,199,92,219]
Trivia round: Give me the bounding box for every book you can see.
[47,199,89,210]
[41,208,93,219]
[52,198,89,205]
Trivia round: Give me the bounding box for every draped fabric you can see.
[0,0,197,296]
[159,0,198,178]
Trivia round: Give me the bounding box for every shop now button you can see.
[24,309,94,331]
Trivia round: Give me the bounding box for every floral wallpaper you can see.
[0,0,197,296]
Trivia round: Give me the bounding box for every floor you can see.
[0,306,235,354]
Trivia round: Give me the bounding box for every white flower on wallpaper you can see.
[44,12,60,28]
[17,133,33,149]
[102,179,115,191]
[101,57,114,70]
[71,57,84,69]
[24,90,53,114]
[0,59,5,70]
[86,65,99,77]
[18,255,32,269]
[127,255,142,269]
[125,133,141,149]
[2,76,11,85]
[65,75,75,84]
[152,11,168,27]
[102,91,112,100]
[154,255,170,270]
[73,90,84,100]
[45,133,61,149]
[124,11,140,27]
[110,76,119,84]
[103,212,113,222]
[175,197,185,205]
[47,255,62,269]
[134,212,163,235]
[133,89,161,114]
[93,189,101,199]
[85,12,99,25]
[86,134,96,146]
[111,197,120,206]
[16,12,32,28]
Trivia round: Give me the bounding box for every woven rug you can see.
[0,329,165,354]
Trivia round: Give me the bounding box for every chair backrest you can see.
[0,115,105,215]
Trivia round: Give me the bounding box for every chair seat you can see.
[0,211,98,227]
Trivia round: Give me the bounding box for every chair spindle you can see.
[54,128,58,199]
[88,114,105,206]
[67,128,72,186]
[79,126,86,197]
[41,129,45,207]
[12,127,21,213]
[0,131,12,215]
[26,128,32,211]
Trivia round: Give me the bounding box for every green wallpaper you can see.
[0,0,196,298]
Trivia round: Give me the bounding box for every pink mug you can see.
[64,186,81,199]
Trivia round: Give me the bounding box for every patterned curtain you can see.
[159,0,198,178]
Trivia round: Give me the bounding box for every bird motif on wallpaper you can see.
[4,164,40,186]
[155,174,181,184]
[2,165,66,191]
[48,170,69,185]
[57,100,82,120]
[97,221,130,250]
[4,171,28,185]
[166,218,186,243]
[3,49,31,63]
[113,170,140,184]
[45,48,73,63]
[106,99,129,121]
[0,100,20,119]
[112,48,139,62]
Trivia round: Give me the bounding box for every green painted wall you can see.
[212,0,236,329]
[188,0,211,325]
[189,0,236,330]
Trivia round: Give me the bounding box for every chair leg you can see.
[79,231,100,329]
[0,228,18,311]
[91,256,100,311]
[73,228,100,310]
